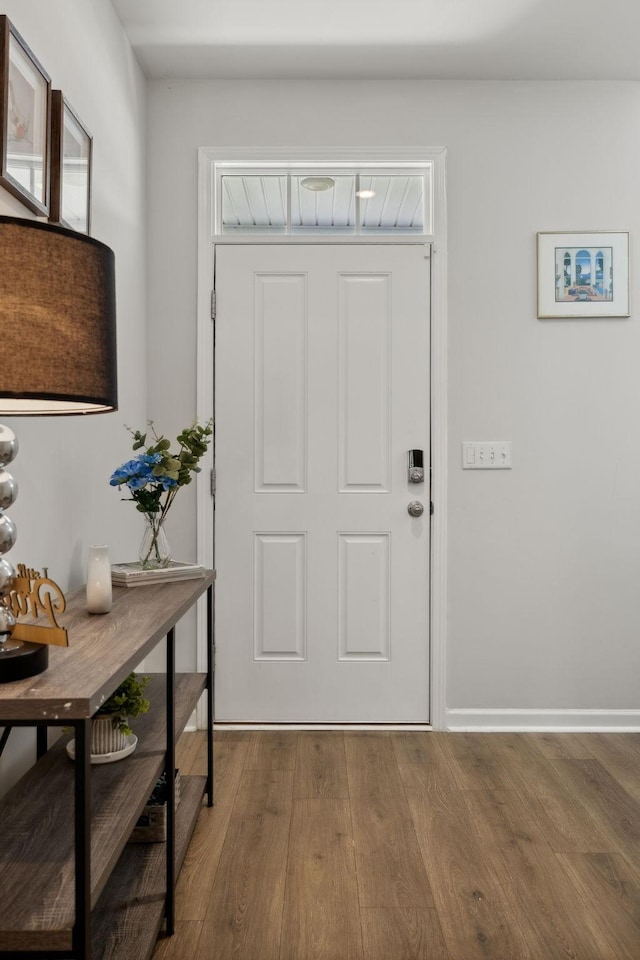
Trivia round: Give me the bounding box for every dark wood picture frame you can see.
[0,16,51,215]
[50,90,92,234]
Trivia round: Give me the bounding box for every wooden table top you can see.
[0,572,214,720]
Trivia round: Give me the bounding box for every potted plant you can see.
[91,672,150,758]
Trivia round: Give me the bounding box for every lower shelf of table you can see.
[0,772,207,957]
[0,672,207,953]
[92,773,206,960]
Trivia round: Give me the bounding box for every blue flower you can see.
[110,466,132,486]
[110,420,213,527]
[128,474,150,490]
[140,453,162,466]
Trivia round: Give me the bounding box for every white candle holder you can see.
[86,545,112,614]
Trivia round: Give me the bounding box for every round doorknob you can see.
[407,500,424,517]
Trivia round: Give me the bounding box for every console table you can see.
[0,572,214,960]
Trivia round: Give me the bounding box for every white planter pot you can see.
[91,715,127,755]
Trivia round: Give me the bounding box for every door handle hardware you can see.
[407,500,424,517]
[408,449,424,484]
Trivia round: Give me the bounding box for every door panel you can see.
[215,244,430,723]
[338,273,391,491]
[254,273,307,492]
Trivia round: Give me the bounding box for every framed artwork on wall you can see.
[537,231,630,319]
[0,16,51,215]
[50,91,92,234]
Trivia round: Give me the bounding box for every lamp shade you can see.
[0,216,117,415]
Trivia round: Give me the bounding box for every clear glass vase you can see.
[139,515,171,569]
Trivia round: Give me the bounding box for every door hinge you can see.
[211,290,216,321]
[210,468,216,496]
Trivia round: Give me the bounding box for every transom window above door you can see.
[216,166,432,236]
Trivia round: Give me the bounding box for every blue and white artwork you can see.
[555,246,613,302]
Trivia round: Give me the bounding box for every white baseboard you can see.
[213,723,433,732]
[183,708,198,733]
[446,708,640,732]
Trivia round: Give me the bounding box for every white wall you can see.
[0,0,147,787]
[146,78,640,727]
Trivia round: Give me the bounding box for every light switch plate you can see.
[462,441,512,469]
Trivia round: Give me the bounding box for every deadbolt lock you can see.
[408,449,424,484]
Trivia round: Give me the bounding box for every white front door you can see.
[214,244,431,723]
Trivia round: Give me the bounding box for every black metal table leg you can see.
[73,718,91,959]
[0,725,11,757]
[206,583,214,807]
[36,724,47,759]
[165,626,176,936]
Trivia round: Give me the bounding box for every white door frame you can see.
[194,146,448,730]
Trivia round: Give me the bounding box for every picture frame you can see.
[537,231,630,319]
[50,91,92,234]
[0,16,51,215]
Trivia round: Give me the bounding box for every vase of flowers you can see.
[110,420,213,569]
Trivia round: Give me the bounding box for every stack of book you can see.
[128,769,181,843]
[111,560,207,587]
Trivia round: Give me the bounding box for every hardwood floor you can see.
[153,731,640,960]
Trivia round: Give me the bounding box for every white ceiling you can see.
[111,0,640,81]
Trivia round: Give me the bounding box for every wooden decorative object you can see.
[2,562,69,646]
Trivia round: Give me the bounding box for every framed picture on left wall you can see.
[0,16,51,215]
[50,91,92,234]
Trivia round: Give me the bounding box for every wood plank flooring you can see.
[153,731,640,960]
